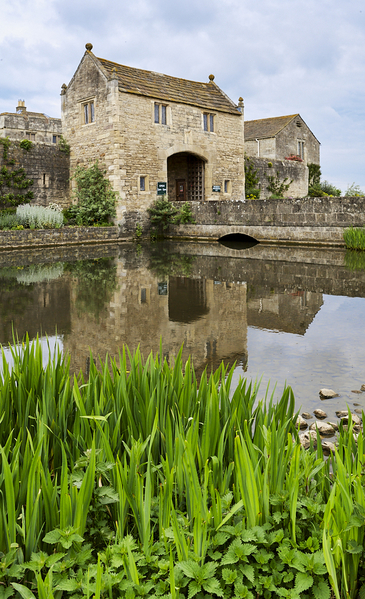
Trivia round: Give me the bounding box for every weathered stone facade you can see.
[244,114,320,166]
[61,44,245,225]
[0,141,70,208]
[246,156,308,199]
[0,100,62,144]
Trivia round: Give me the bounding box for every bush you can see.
[319,180,341,196]
[19,139,33,151]
[68,161,117,226]
[16,204,64,229]
[344,183,364,197]
[245,156,260,198]
[0,212,21,230]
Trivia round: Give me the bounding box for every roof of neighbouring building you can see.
[244,114,300,140]
[86,49,241,115]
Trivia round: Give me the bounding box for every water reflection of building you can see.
[63,261,248,376]
[0,277,71,344]
[247,288,323,335]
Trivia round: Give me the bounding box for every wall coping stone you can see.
[0,226,120,250]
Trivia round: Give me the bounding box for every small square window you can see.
[52,135,57,143]
[140,176,145,192]
[141,288,147,303]
[26,132,35,140]
[224,179,231,193]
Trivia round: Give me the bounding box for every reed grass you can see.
[0,337,364,598]
[343,226,365,250]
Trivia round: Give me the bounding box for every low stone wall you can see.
[169,196,365,245]
[0,226,119,250]
[0,141,70,208]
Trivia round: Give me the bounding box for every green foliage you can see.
[266,172,292,198]
[149,246,196,278]
[244,156,260,199]
[0,138,34,209]
[64,258,118,319]
[68,161,117,226]
[148,199,195,236]
[134,222,143,241]
[19,139,33,151]
[308,163,321,188]
[58,135,70,155]
[343,227,365,251]
[16,204,64,229]
[344,183,364,197]
[319,180,341,196]
[0,338,364,598]
[175,201,196,224]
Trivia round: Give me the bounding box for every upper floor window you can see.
[26,132,35,141]
[203,113,215,132]
[52,135,61,143]
[297,140,304,159]
[83,101,95,124]
[154,102,167,124]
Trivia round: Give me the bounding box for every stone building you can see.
[61,43,245,223]
[0,100,62,144]
[244,114,320,165]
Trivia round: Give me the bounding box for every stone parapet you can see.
[0,226,119,250]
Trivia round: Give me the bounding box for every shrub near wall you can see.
[246,157,308,199]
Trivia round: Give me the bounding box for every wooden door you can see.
[176,179,186,201]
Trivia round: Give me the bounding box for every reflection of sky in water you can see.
[0,336,63,374]
[238,295,365,420]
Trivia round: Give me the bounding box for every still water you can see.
[0,240,364,422]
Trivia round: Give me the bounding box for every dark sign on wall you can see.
[157,182,167,195]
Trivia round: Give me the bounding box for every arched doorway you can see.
[167,152,205,201]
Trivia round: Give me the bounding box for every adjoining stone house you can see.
[244,114,320,165]
[61,43,245,225]
[244,114,320,199]
[0,101,69,207]
[0,100,62,143]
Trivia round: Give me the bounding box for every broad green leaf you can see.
[202,577,224,597]
[11,584,36,599]
[312,581,331,599]
[188,580,201,599]
[294,572,313,593]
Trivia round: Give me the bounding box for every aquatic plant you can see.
[343,226,365,251]
[0,338,364,598]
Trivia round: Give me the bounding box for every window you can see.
[26,132,35,140]
[52,135,61,143]
[298,140,304,159]
[83,101,95,124]
[154,102,167,124]
[224,180,231,194]
[203,113,215,132]
[139,175,149,193]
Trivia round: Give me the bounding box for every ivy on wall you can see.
[0,137,34,209]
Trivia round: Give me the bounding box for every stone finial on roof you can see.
[109,67,118,81]
[61,83,67,95]
[85,43,93,51]
[237,97,244,113]
[209,74,215,82]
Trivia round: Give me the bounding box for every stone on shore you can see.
[321,440,336,455]
[319,388,338,399]
[296,415,308,430]
[313,409,327,419]
[299,430,317,449]
[301,412,312,419]
[309,421,335,436]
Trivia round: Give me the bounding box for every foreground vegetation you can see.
[0,340,364,599]
[343,227,365,251]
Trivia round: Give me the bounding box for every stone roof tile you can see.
[95,56,241,115]
[244,114,299,140]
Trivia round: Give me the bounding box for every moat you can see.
[1,240,365,422]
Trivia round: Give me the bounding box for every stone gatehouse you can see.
[61,44,245,222]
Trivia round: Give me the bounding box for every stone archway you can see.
[167,152,206,202]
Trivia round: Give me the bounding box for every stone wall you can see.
[0,110,62,143]
[62,52,245,223]
[168,196,365,245]
[0,141,70,208]
[245,156,308,199]
[0,226,118,250]
[275,116,319,165]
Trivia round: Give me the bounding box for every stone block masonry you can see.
[246,156,308,199]
[168,196,365,246]
[0,141,70,208]
[0,226,118,250]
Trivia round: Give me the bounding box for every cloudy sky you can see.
[1,0,364,192]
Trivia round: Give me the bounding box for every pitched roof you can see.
[92,54,241,115]
[244,114,299,140]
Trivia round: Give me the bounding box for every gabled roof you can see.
[244,114,299,140]
[85,50,241,115]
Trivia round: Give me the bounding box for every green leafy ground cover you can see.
[0,339,364,598]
